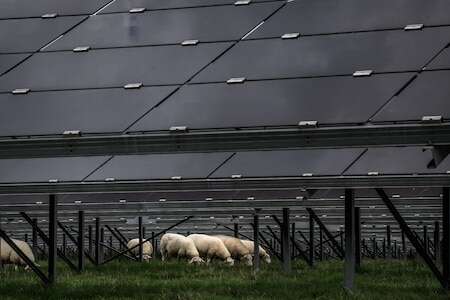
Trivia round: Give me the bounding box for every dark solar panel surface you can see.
[0,53,29,75]
[250,0,450,38]
[45,3,281,51]
[428,47,450,70]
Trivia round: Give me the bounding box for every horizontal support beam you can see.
[1,123,449,159]
[1,175,449,195]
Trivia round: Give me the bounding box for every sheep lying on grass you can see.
[240,240,271,264]
[215,235,253,266]
[187,234,234,266]
[160,233,204,264]
[127,239,153,261]
[0,238,37,270]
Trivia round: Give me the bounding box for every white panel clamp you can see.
[159,198,166,202]
[296,196,303,200]
[105,177,116,182]
[226,77,246,84]
[36,201,44,205]
[124,82,143,89]
[234,0,251,5]
[171,176,182,180]
[73,46,90,52]
[404,24,424,31]
[247,197,255,200]
[298,120,318,127]
[129,7,145,13]
[302,173,313,177]
[353,70,373,77]
[281,32,300,39]
[48,179,59,183]
[421,115,442,123]
[205,197,213,201]
[231,174,242,179]
[41,13,58,18]
[169,126,188,132]
[367,171,379,176]
[74,200,82,204]
[12,88,30,95]
[181,39,199,46]
[63,130,81,136]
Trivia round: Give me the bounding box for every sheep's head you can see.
[243,254,253,266]
[188,256,205,265]
[225,257,235,266]
[143,255,152,261]
[263,254,271,264]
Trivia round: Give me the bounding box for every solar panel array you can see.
[0,0,449,245]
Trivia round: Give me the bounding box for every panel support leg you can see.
[355,207,361,270]
[78,211,85,272]
[253,209,260,273]
[281,208,291,273]
[48,194,57,285]
[344,189,355,291]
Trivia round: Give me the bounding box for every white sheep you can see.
[215,235,253,266]
[240,239,271,264]
[0,238,37,270]
[127,238,153,261]
[187,234,234,266]
[160,233,204,264]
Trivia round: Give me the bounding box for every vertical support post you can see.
[309,212,314,266]
[0,214,3,270]
[151,231,156,257]
[386,225,391,258]
[24,233,29,243]
[88,225,93,256]
[78,211,85,272]
[100,228,104,263]
[435,221,440,263]
[291,222,296,259]
[62,234,66,256]
[253,209,260,273]
[402,230,406,255]
[95,218,100,265]
[48,194,57,285]
[281,208,291,273]
[234,223,239,238]
[394,240,397,259]
[424,225,429,256]
[32,218,38,259]
[372,237,377,259]
[138,216,143,262]
[319,229,324,261]
[355,207,361,269]
[382,238,386,259]
[343,188,355,291]
[442,187,450,289]
[109,236,113,257]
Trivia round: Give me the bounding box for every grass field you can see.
[0,259,447,299]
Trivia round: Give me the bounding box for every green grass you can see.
[0,259,447,299]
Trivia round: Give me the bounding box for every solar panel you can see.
[44,3,281,51]
[0,86,176,137]
[0,43,231,92]
[249,0,450,38]
[427,47,450,70]
[0,53,29,75]
[0,17,85,53]
[345,147,450,175]
[192,27,450,83]
[0,156,110,183]
[210,149,364,178]
[372,71,450,122]
[86,153,233,181]
[0,0,111,19]
[101,0,280,13]
[129,73,413,132]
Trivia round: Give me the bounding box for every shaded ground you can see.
[0,259,446,299]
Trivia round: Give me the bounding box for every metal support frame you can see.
[443,187,450,289]
[281,208,291,273]
[434,221,440,263]
[100,216,193,265]
[100,228,105,263]
[32,218,38,259]
[402,230,406,254]
[344,189,356,291]
[105,225,137,260]
[309,212,315,266]
[21,211,77,271]
[386,225,391,258]
[424,225,429,256]
[59,222,96,265]
[376,188,449,289]
[95,218,100,265]
[151,231,156,256]
[78,211,85,271]
[291,222,296,259]
[48,194,57,284]
[306,208,344,259]
[88,225,93,256]
[355,207,361,269]
[319,229,324,261]
[253,209,260,273]
[234,223,239,238]
[138,216,143,262]
[62,234,66,256]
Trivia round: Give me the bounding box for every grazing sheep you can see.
[240,240,271,264]
[0,238,37,270]
[187,234,234,266]
[215,235,253,266]
[127,238,153,261]
[160,233,204,264]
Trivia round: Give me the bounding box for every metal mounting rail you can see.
[0,123,449,159]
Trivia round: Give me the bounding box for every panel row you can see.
[2,70,449,137]
[0,147,448,183]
